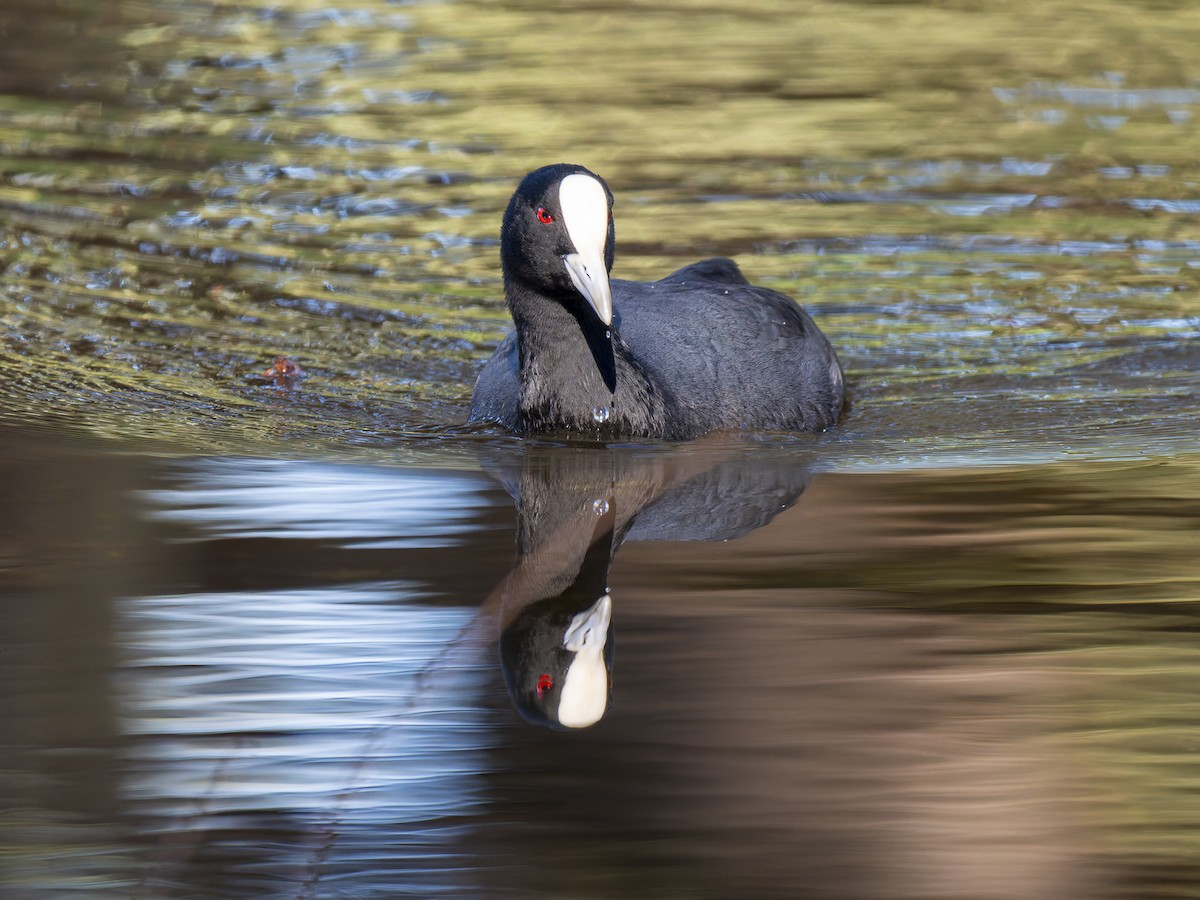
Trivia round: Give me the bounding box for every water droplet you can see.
[592,405,610,424]
[592,498,609,516]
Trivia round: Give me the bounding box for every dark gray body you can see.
[468,258,845,439]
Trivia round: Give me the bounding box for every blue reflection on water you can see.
[116,461,503,894]
[143,458,489,548]
[117,584,496,893]
[119,583,491,815]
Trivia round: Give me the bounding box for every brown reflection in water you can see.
[478,474,1113,899]
[0,428,159,886]
[2,438,1193,898]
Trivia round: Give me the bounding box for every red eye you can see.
[536,674,553,697]
[536,206,554,224]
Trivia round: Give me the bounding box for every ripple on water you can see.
[1,0,1199,467]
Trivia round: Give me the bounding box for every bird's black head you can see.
[501,163,618,391]
[499,593,614,730]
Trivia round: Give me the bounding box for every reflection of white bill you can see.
[558,594,613,729]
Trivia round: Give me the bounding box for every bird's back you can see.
[611,259,844,434]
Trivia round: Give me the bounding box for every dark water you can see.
[2,0,1200,897]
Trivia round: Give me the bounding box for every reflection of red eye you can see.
[537,674,553,697]
[536,207,554,224]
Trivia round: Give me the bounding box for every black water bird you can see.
[468,163,846,439]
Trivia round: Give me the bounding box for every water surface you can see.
[2,0,1200,896]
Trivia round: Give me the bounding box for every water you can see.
[2,0,1200,896]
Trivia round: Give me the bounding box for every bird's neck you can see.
[506,281,670,437]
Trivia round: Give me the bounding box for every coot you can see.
[468,163,845,439]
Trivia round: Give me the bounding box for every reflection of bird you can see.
[469,163,845,439]
[484,443,814,729]
[499,506,616,730]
